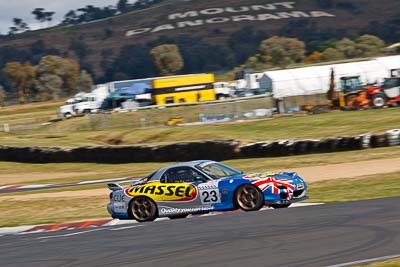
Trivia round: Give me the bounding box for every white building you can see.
[246,55,400,98]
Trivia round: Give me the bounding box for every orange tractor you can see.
[348,77,400,108]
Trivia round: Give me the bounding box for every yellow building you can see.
[152,74,216,105]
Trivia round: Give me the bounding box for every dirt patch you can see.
[293,157,400,183]
[0,188,108,201]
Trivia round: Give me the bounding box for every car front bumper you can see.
[265,195,309,205]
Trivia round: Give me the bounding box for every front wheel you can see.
[129,196,158,222]
[371,94,386,108]
[234,184,264,212]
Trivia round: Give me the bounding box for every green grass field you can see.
[0,107,399,147]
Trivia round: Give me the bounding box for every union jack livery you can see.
[107,160,308,222]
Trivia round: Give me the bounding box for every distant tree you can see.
[8,18,30,35]
[44,11,55,26]
[335,38,359,58]
[321,48,345,61]
[3,62,36,103]
[76,5,117,23]
[78,70,94,92]
[303,51,323,63]
[32,8,55,28]
[62,10,79,24]
[117,0,129,13]
[150,44,184,75]
[36,74,63,100]
[36,55,80,96]
[354,34,385,57]
[32,8,47,24]
[258,36,305,67]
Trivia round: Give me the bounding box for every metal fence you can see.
[282,94,328,112]
[0,94,330,133]
[62,96,277,131]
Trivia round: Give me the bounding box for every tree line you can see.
[4,0,164,35]
[2,55,93,104]
[0,11,399,105]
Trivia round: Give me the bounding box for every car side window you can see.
[162,167,207,183]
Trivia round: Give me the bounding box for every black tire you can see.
[234,184,264,212]
[64,112,72,119]
[270,204,291,209]
[129,196,158,222]
[83,109,91,115]
[168,214,188,220]
[371,93,386,108]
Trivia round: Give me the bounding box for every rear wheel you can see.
[64,112,72,119]
[129,196,158,222]
[270,204,291,209]
[234,184,264,212]
[371,93,386,108]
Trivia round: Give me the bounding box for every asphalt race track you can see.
[0,197,399,267]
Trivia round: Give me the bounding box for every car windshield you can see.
[195,162,241,179]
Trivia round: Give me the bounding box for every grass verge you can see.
[1,107,399,147]
[355,258,400,267]
[307,172,400,203]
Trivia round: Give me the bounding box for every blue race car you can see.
[107,160,308,222]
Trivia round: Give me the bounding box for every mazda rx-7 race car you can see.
[107,160,308,222]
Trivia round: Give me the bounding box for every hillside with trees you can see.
[0,0,399,102]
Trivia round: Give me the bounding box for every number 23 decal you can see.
[200,189,221,204]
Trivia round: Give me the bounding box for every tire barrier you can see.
[359,134,372,149]
[385,129,400,146]
[0,141,240,164]
[370,134,388,148]
[0,130,397,163]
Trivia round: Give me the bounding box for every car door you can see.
[160,166,213,210]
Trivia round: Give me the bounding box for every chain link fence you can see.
[0,94,330,133]
[282,94,328,112]
[63,96,276,131]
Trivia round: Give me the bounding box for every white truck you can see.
[58,92,86,119]
[72,84,110,115]
[58,84,111,118]
[213,82,233,99]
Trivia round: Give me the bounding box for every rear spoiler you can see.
[107,178,146,191]
[107,183,123,191]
